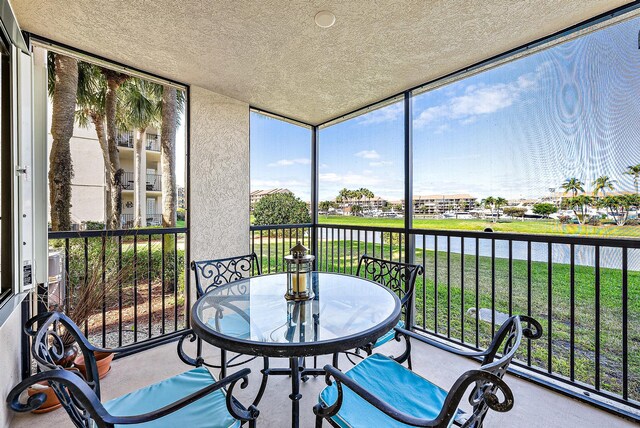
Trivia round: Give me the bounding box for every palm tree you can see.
[561,177,584,197]
[336,188,350,206]
[118,78,162,227]
[481,196,495,220]
[159,86,184,227]
[363,188,375,210]
[73,62,113,227]
[624,164,640,195]
[102,68,130,229]
[592,175,615,198]
[49,53,79,231]
[494,197,508,221]
[563,195,592,225]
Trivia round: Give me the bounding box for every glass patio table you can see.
[191,271,401,428]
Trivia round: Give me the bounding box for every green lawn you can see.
[317,215,640,238]
[251,235,640,402]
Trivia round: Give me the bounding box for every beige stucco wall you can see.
[189,86,250,289]
[0,298,25,426]
[47,119,106,224]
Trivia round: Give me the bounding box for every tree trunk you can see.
[91,112,112,229]
[161,86,178,293]
[161,86,177,228]
[133,129,145,227]
[49,54,78,231]
[103,70,129,229]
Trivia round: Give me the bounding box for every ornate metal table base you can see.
[250,356,324,428]
[191,273,401,428]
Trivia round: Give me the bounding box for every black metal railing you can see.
[250,222,640,420]
[146,134,160,151]
[146,173,161,191]
[120,213,162,228]
[121,172,162,192]
[250,224,313,274]
[116,130,134,148]
[116,131,160,151]
[45,228,188,352]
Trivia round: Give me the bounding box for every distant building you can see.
[250,188,293,209]
[47,119,165,229]
[413,194,476,215]
[341,196,388,210]
[177,186,186,209]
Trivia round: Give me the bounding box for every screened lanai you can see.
[1,1,640,427]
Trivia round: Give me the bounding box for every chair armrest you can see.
[394,326,491,359]
[7,368,259,425]
[7,369,114,422]
[89,328,199,356]
[103,367,258,425]
[314,365,513,428]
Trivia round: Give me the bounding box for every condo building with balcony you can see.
[47,119,164,229]
[250,188,292,210]
[413,194,477,215]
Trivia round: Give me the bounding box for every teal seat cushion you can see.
[372,320,405,348]
[103,366,240,428]
[207,312,250,339]
[319,353,459,428]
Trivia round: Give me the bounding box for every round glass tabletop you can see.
[191,272,401,357]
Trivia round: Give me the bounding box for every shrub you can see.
[84,221,105,230]
[558,215,572,224]
[532,203,557,218]
[177,208,186,221]
[502,207,526,218]
[254,193,311,226]
[587,216,601,226]
[53,236,186,297]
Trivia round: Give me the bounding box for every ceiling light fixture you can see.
[315,10,336,28]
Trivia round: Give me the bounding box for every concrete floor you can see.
[11,338,636,428]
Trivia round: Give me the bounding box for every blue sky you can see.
[251,15,640,202]
[250,113,312,199]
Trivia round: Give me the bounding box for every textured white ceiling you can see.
[11,0,631,125]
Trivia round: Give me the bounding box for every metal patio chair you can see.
[191,252,261,376]
[314,314,542,428]
[334,254,423,369]
[7,311,259,428]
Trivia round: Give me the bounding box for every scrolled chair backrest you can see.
[356,254,424,316]
[22,311,102,427]
[191,252,262,297]
[461,315,543,427]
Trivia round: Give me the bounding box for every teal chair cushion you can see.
[104,366,240,428]
[319,353,459,428]
[372,320,404,348]
[207,312,250,339]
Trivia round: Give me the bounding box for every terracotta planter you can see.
[27,382,61,414]
[55,344,78,368]
[74,351,114,380]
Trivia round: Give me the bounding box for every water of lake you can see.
[319,229,640,271]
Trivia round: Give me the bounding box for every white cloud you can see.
[318,170,404,201]
[357,103,403,125]
[251,179,308,188]
[413,65,545,129]
[355,150,380,159]
[267,158,310,167]
[319,171,382,186]
[369,160,392,167]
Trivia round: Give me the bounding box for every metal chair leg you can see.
[220,349,227,378]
